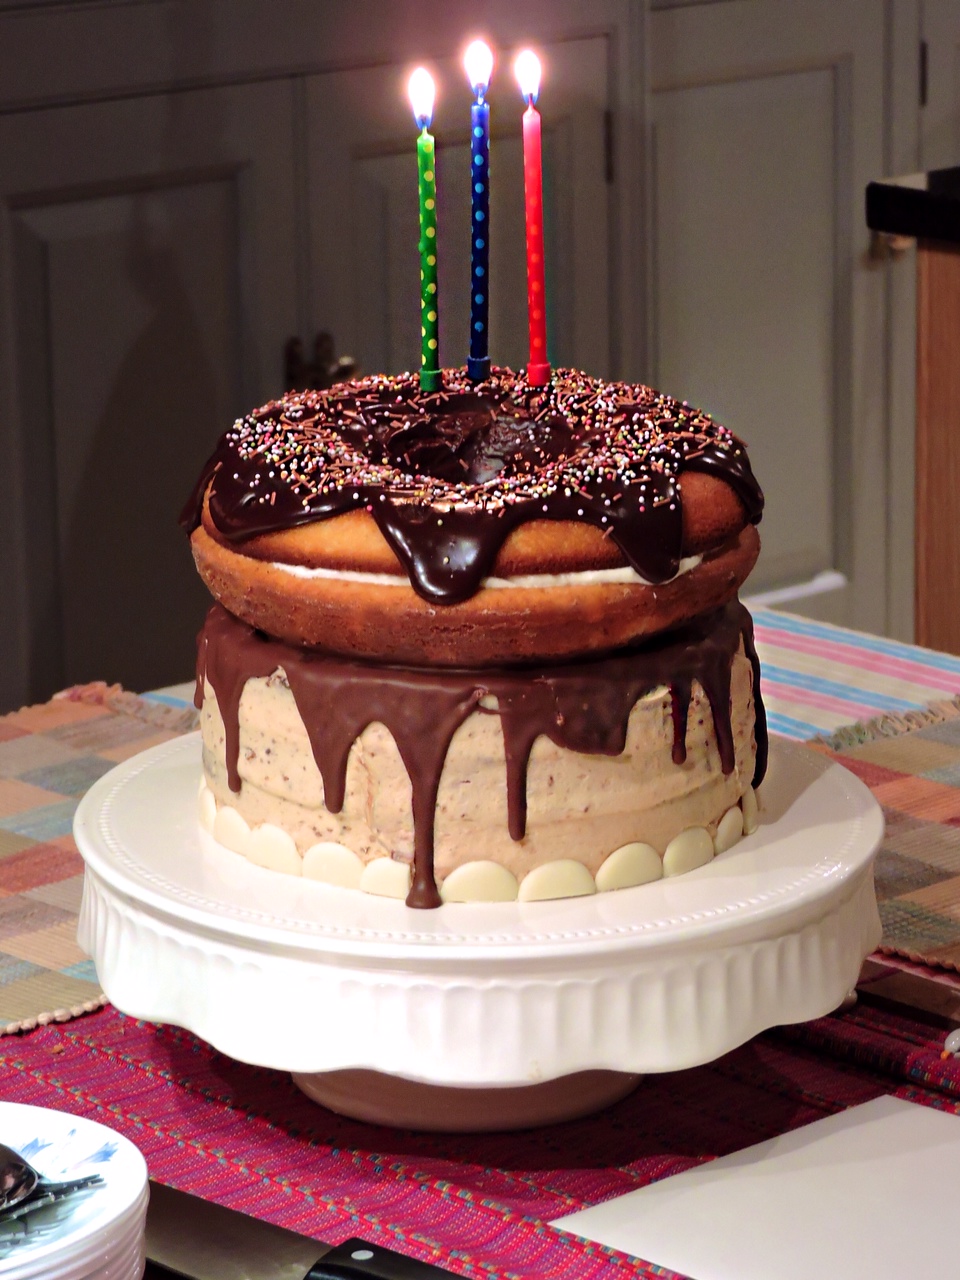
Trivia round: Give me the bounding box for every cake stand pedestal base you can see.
[75,735,884,1133]
[291,1068,643,1131]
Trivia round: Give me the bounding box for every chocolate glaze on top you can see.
[181,367,763,605]
[196,600,767,909]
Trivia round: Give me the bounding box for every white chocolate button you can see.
[247,823,302,875]
[303,841,364,888]
[742,786,759,835]
[440,860,519,902]
[518,859,597,902]
[213,805,252,857]
[359,857,412,899]
[714,805,744,855]
[595,842,662,892]
[662,827,714,877]
[198,783,217,834]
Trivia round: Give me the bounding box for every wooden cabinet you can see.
[915,241,960,652]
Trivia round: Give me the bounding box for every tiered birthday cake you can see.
[180,365,766,908]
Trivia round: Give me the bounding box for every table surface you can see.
[3,602,960,1033]
[4,604,960,1280]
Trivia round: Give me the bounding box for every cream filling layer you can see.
[267,555,703,590]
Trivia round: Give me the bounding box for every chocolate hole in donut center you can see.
[384,393,578,485]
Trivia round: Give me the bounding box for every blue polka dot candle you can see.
[408,67,442,393]
[464,39,494,382]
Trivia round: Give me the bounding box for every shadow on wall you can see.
[60,194,220,695]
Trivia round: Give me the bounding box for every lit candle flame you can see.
[514,49,541,105]
[408,67,436,130]
[464,39,494,97]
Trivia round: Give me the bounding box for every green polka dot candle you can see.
[408,67,442,393]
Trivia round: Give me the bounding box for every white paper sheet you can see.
[552,1095,960,1280]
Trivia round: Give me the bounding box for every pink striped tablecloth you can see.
[751,607,960,738]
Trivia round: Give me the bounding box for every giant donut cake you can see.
[182,366,767,909]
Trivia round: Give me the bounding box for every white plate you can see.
[75,735,883,1084]
[0,1102,148,1280]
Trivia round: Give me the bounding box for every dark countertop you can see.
[867,166,960,245]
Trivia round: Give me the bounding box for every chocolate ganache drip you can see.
[196,601,767,909]
[181,367,763,605]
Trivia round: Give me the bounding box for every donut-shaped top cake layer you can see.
[182,366,763,605]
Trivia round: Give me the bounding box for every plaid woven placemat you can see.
[1,996,957,1280]
[0,683,197,1032]
[815,696,960,971]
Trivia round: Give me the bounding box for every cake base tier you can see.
[74,734,882,1128]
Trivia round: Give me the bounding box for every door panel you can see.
[922,0,960,169]
[0,83,298,705]
[16,179,239,693]
[650,1,888,632]
[654,66,836,590]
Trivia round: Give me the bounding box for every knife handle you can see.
[305,1237,461,1279]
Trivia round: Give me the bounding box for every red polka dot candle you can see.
[515,49,550,387]
[464,39,494,383]
[408,67,441,392]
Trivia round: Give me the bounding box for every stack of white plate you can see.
[0,1101,148,1280]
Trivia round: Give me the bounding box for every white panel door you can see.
[0,83,299,706]
[0,0,647,710]
[922,0,960,168]
[649,1,890,633]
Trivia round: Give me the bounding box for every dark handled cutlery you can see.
[146,1180,462,1279]
[0,1140,103,1223]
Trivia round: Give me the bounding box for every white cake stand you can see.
[74,734,882,1130]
